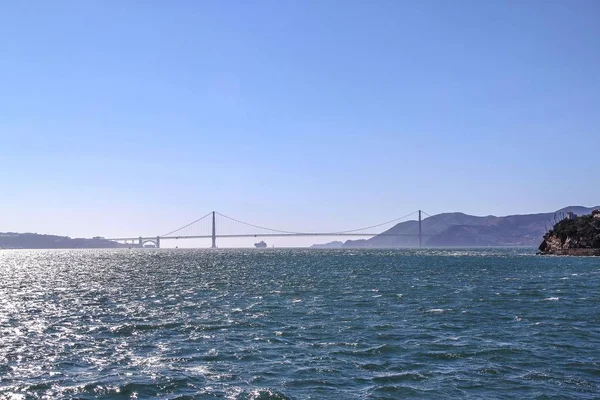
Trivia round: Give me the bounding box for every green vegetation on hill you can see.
[545,212,600,248]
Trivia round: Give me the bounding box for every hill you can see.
[311,241,344,249]
[314,206,600,248]
[538,210,600,256]
[0,233,126,249]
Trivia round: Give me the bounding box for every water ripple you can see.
[0,248,599,399]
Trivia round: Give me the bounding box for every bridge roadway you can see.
[105,210,429,248]
[107,232,431,242]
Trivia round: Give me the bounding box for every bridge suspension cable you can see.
[330,210,419,234]
[421,210,433,219]
[159,210,423,239]
[215,212,302,235]
[161,211,213,237]
[106,209,433,248]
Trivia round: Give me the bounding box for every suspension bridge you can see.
[106,210,433,248]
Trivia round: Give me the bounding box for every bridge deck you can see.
[105,210,431,244]
[107,233,430,241]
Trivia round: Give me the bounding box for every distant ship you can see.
[254,240,267,248]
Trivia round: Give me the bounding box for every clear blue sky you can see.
[1,1,599,247]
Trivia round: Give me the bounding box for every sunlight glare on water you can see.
[0,249,599,399]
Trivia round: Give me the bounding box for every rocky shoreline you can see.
[538,210,600,256]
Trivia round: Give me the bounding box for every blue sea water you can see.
[0,248,599,399]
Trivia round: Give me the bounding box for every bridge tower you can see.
[156,236,160,249]
[139,236,143,248]
[418,210,422,247]
[211,211,216,248]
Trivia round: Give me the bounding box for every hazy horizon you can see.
[1,1,599,247]
[3,204,599,249]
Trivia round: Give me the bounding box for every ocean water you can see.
[0,249,599,399]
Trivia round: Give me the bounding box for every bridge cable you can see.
[215,212,302,234]
[217,210,420,235]
[161,211,213,237]
[330,210,419,234]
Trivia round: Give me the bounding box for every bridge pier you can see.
[418,210,422,247]
[108,209,428,249]
[211,211,216,248]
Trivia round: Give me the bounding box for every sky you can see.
[1,0,599,247]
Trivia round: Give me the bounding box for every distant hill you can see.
[0,232,126,249]
[311,241,344,249]
[317,206,600,248]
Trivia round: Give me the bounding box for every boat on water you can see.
[254,240,267,248]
